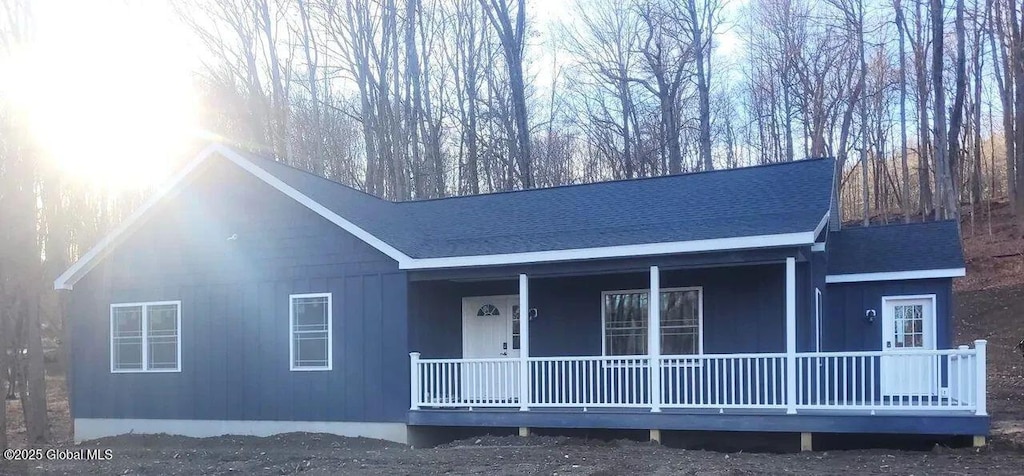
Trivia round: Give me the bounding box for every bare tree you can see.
[683,0,724,171]
[895,0,912,223]
[946,0,968,221]
[991,0,1015,212]
[478,0,532,188]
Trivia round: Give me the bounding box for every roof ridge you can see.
[399,157,836,204]
[838,219,958,231]
[227,144,835,205]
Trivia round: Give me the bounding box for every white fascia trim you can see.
[216,147,413,266]
[53,144,829,284]
[825,268,966,283]
[74,418,409,444]
[53,144,416,290]
[53,145,222,290]
[813,211,830,238]
[811,242,826,252]
[399,231,818,270]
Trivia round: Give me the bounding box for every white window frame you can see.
[110,301,182,373]
[600,286,704,357]
[289,293,333,371]
[815,288,823,352]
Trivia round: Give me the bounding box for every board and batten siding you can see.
[69,156,409,424]
[823,278,953,352]
[410,263,812,358]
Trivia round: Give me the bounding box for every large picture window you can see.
[602,287,702,356]
[110,301,181,373]
[290,293,332,371]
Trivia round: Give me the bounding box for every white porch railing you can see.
[661,353,788,409]
[410,341,987,415]
[529,356,650,407]
[793,347,982,412]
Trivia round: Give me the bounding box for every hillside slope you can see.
[954,200,1024,445]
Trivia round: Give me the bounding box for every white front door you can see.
[881,296,937,397]
[462,295,520,402]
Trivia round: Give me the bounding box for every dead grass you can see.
[3,374,71,449]
[957,200,1024,292]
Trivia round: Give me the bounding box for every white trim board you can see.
[289,292,334,371]
[53,143,829,289]
[53,143,415,290]
[53,146,219,290]
[110,301,182,373]
[400,231,820,270]
[813,211,830,238]
[73,418,409,444]
[825,268,966,283]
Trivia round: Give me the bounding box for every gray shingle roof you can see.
[826,221,965,275]
[241,151,835,259]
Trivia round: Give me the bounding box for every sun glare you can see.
[0,1,199,191]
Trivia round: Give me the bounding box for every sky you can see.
[0,0,746,191]
[0,0,199,190]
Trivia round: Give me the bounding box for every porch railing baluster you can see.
[408,346,985,414]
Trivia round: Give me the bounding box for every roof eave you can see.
[824,268,966,283]
[400,228,822,270]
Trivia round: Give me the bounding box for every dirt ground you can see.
[0,432,1022,476]
[4,204,1024,475]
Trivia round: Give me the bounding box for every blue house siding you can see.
[805,250,828,351]
[69,156,409,424]
[823,278,953,352]
[409,263,799,358]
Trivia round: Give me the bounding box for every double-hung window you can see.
[602,287,702,356]
[290,293,332,371]
[110,301,181,372]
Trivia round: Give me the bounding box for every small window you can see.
[602,287,703,356]
[477,304,501,316]
[290,293,332,371]
[110,301,181,373]
[512,305,521,350]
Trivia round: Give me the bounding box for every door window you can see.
[512,304,520,350]
[893,303,925,348]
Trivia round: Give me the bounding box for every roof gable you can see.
[54,145,413,290]
[55,145,834,289]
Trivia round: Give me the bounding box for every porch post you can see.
[519,273,530,411]
[785,257,797,415]
[649,266,661,412]
[975,339,987,416]
[409,352,420,411]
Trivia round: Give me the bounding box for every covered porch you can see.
[405,252,988,437]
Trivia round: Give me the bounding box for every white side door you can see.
[462,296,519,402]
[881,296,937,397]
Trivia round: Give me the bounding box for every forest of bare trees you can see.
[163,0,1024,225]
[4,0,1024,447]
